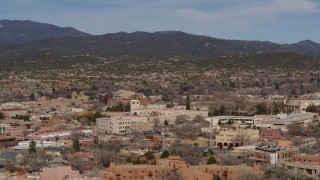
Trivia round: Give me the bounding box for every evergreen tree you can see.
[206,157,217,164]
[171,149,177,155]
[93,136,99,146]
[119,102,124,112]
[306,104,317,113]
[161,150,170,158]
[133,158,141,164]
[73,138,81,152]
[186,95,191,110]
[144,151,155,160]
[124,103,131,112]
[94,111,102,118]
[126,157,132,163]
[219,106,226,115]
[164,120,169,126]
[274,83,279,91]
[272,102,281,114]
[30,93,36,101]
[28,140,37,154]
[256,103,268,115]
[208,149,214,155]
[0,112,4,120]
[218,120,221,126]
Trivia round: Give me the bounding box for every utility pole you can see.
[209,119,212,147]
[162,129,165,151]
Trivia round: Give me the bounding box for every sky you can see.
[0,0,320,43]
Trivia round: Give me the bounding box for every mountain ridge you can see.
[0,20,319,58]
[0,19,90,44]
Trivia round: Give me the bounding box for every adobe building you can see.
[99,156,262,180]
[0,135,16,149]
[282,154,320,179]
[277,137,317,149]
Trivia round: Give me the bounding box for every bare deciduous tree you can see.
[22,149,52,172]
[72,157,87,173]
[5,157,17,173]
[286,123,307,136]
[175,115,189,124]
[95,150,123,168]
[169,145,201,165]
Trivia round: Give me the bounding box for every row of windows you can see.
[219,134,242,137]
[119,122,130,125]
[120,170,159,174]
[293,158,315,163]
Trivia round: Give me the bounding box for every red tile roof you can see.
[259,129,283,139]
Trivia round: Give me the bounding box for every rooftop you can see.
[255,145,297,153]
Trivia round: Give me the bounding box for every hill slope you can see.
[0,20,90,44]
[2,31,320,58]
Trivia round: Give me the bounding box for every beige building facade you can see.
[214,127,260,147]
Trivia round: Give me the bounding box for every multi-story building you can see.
[0,102,29,117]
[96,116,153,135]
[251,146,300,164]
[130,100,208,124]
[277,137,317,149]
[26,127,95,142]
[205,116,257,126]
[131,121,153,132]
[231,145,300,165]
[284,97,320,112]
[255,112,318,131]
[214,126,260,147]
[283,154,320,179]
[97,117,133,135]
[259,129,284,141]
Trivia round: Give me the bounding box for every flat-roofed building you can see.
[0,124,10,135]
[97,116,153,135]
[11,140,65,150]
[0,135,16,149]
[255,112,318,131]
[259,129,284,141]
[214,126,260,147]
[129,100,208,125]
[277,137,317,149]
[283,154,320,179]
[40,166,82,180]
[26,127,95,142]
[205,116,257,126]
[252,145,300,164]
[131,121,153,131]
[232,145,300,165]
[284,97,320,112]
[99,156,262,180]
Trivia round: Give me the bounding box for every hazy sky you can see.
[1,0,319,43]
